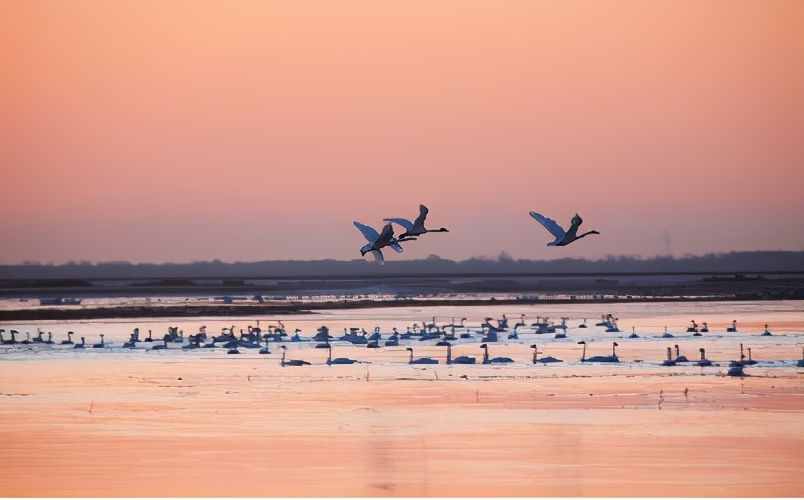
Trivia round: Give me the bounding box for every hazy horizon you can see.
[3,250,804,278]
[3,249,804,268]
[4,1,803,265]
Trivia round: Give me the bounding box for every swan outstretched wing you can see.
[413,204,429,229]
[377,223,395,245]
[529,211,566,239]
[383,218,414,231]
[370,250,385,264]
[353,221,380,243]
[566,213,583,238]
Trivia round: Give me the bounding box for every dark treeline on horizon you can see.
[2,251,804,280]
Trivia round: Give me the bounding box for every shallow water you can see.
[1,300,803,496]
[2,299,803,338]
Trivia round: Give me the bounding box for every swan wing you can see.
[412,204,429,230]
[383,218,414,231]
[376,223,395,245]
[566,213,583,238]
[529,211,566,240]
[389,241,404,253]
[371,250,385,264]
[353,221,380,243]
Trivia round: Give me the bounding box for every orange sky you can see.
[2,0,803,264]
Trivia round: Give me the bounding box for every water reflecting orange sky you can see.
[3,1,803,263]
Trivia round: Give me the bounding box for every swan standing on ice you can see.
[529,212,599,247]
[353,221,413,264]
[384,204,449,239]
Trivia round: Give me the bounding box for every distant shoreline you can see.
[1,294,800,321]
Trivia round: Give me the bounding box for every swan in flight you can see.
[384,204,449,239]
[529,212,599,246]
[353,221,414,264]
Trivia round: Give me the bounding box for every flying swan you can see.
[529,212,599,247]
[353,221,414,264]
[384,204,449,239]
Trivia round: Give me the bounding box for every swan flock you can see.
[355,205,599,262]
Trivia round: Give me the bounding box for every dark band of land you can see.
[3,254,804,321]
[2,293,803,321]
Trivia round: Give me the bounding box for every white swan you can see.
[480,343,514,364]
[406,347,438,364]
[327,345,358,365]
[578,341,620,363]
[529,212,599,246]
[530,344,562,364]
[384,204,449,239]
[353,221,412,264]
[445,342,476,364]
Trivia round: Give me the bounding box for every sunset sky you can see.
[3,0,803,264]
